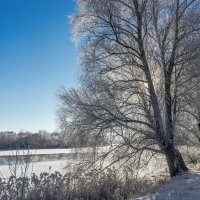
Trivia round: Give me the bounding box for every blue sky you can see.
[0,0,78,132]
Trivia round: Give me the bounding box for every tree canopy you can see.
[58,0,200,177]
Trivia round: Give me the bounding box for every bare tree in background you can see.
[58,0,200,177]
[176,57,200,145]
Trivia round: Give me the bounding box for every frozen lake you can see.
[0,147,119,178]
[0,149,81,178]
[0,145,185,179]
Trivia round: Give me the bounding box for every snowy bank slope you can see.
[135,172,200,200]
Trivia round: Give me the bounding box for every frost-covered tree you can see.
[58,0,200,177]
[176,57,200,145]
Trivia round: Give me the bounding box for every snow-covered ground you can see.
[135,171,200,200]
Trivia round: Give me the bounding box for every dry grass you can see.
[0,166,160,200]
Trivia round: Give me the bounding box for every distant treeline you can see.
[0,131,68,150]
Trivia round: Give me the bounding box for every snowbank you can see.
[135,172,200,200]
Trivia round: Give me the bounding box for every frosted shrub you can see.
[0,168,153,200]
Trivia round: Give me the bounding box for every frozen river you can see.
[0,149,79,178]
[0,145,180,179]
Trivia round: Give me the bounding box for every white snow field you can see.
[135,172,200,200]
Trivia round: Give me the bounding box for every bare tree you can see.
[58,0,200,177]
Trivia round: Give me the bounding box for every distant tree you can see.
[58,0,200,177]
[0,131,65,149]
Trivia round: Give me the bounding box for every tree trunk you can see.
[164,145,188,177]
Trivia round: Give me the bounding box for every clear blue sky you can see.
[0,0,78,133]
